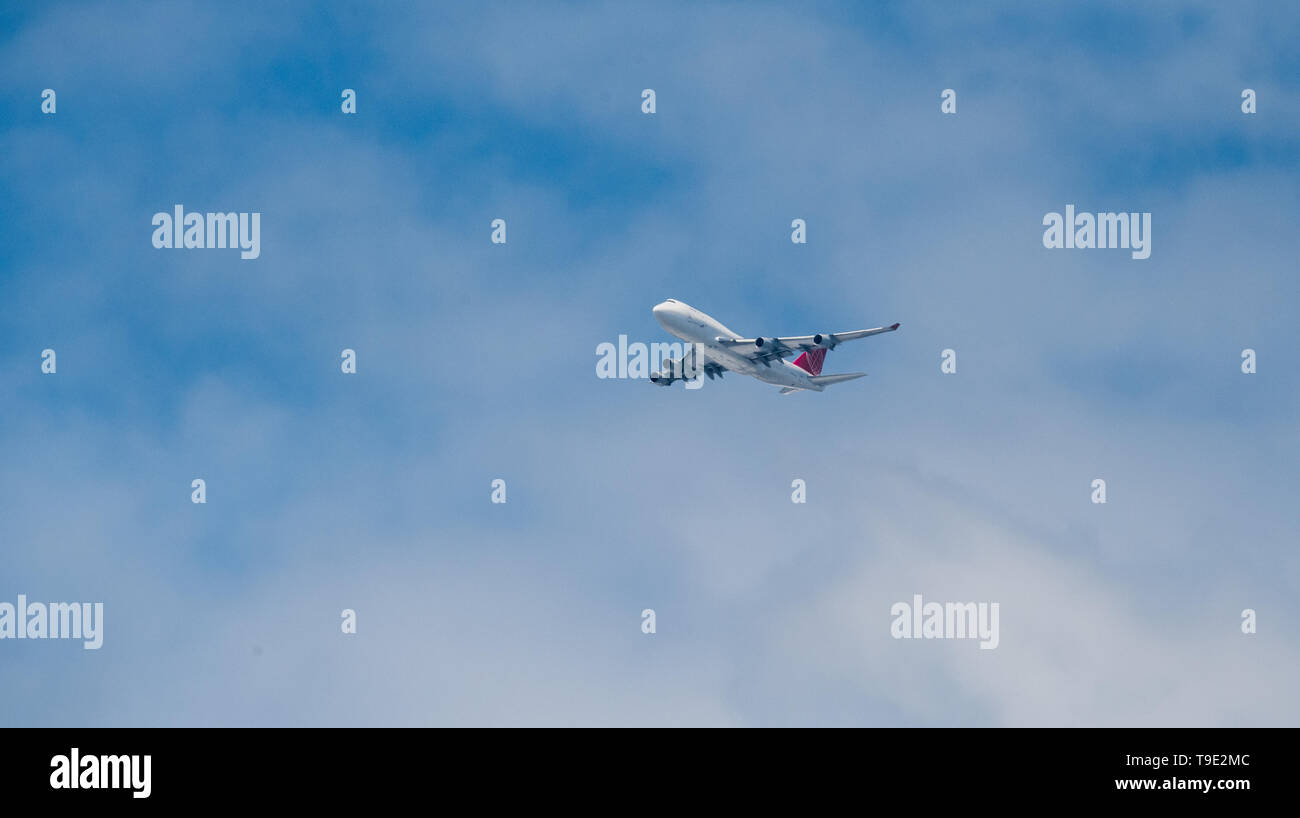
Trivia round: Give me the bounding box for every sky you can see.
[1,0,1297,726]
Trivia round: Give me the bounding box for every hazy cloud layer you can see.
[1,0,1296,726]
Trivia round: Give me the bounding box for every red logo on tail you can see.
[792,348,826,375]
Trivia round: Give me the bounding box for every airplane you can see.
[649,299,900,394]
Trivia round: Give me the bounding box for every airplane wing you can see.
[715,323,900,364]
[677,344,729,379]
[700,360,727,379]
[651,344,729,384]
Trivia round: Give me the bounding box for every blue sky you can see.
[1,0,1297,726]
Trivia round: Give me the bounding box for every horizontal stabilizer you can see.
[808,372,866,388]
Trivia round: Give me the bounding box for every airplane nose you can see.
[653,301,670,317]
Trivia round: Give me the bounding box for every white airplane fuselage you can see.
[652,299,820,390]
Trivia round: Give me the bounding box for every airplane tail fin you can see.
[791,348,826,375]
